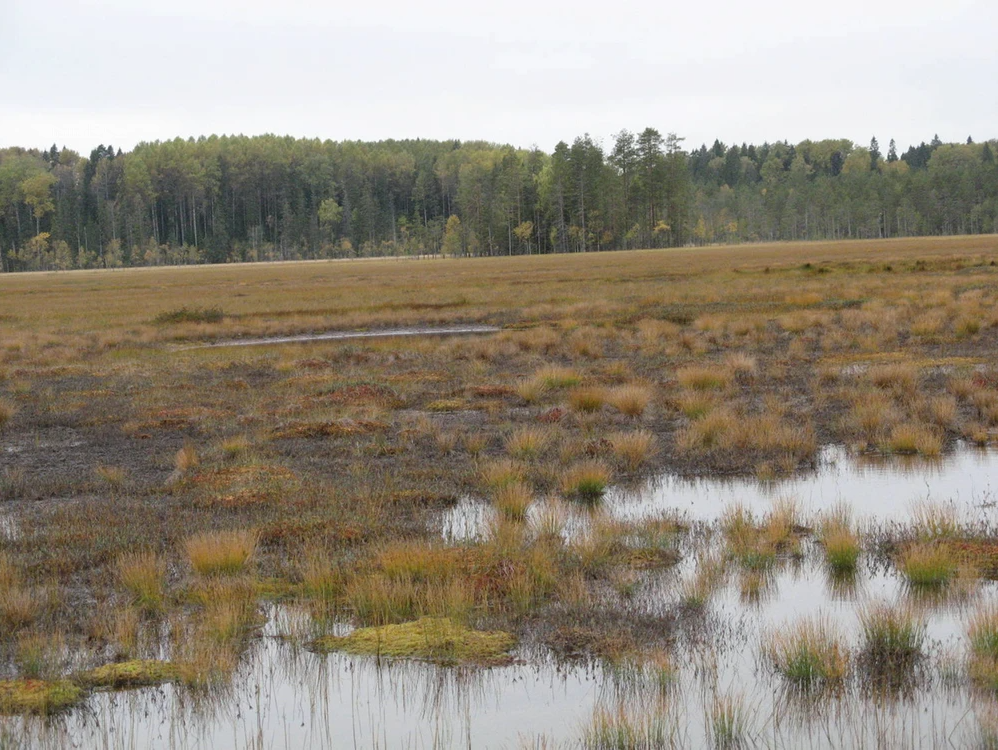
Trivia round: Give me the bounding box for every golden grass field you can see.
[2,235,998,738]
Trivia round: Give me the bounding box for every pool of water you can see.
[8,446,998,749]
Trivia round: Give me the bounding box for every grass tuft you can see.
[677,365,731,391]
[561,461,612,502]
[117,551,167,614]
[765,616,848,687]
[494,481,533,522]
[569,387,607,413]
[885,423,943,456]
[505,426,551,460]
[859,602,925,666]
[899,543,957,588]
[185,529,258,576]
[608,430,656,471]
[607,385,653,417]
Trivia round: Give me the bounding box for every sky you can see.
[3,0,997,156]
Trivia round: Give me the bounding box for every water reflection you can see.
[6,447,998,748]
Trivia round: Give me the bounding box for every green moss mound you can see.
[81,659,181,689]
[312,617,515,666]
[0,679,84,715]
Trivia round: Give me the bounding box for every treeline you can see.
[0,131,996,271]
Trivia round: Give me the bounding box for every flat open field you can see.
[3,235,998,747]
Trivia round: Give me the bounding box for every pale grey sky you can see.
[3,0,996,155]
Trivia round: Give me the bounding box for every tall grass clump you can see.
[185,529,258,576]
[561,461,612,502]
[859,602,926,667]
[479,458,526,490]
[505,426,551,460]
[819,506,860,575]
[569,387,607,413]
[494,481,533,522]
[764,617,848,687]
[607,385,653,417]
[299,548,344,612]
[868,363,918,395]
[117,551,166,614]
[674,390,719,419]
[676,365,731,391]
[885,423,943,456]
[608,430,656,471]
[910,501,960,541]
[220,434,251,459]
[0,554,39,633]
[899,543,957,589]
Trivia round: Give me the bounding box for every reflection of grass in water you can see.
[968,605,998,692]
[583,704,674,749]
[710,693,748,749]
[858,602,926,692]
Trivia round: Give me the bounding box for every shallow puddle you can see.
[176,324,500,350]
[610,444,998,525]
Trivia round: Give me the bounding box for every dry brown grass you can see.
[885,423,943,456]
[608,430,656,471]
[606,385,653,417]
[494,481,533,521]
[2,236,998,711]
[676,365,731,391]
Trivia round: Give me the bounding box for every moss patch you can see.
[80,659,181,689]
[311,617,515,666]
[0,679,84,715]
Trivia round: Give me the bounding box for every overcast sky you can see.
[3,0,996,156]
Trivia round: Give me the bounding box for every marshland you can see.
[2,235,998,748]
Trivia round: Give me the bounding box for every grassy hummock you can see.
[311,617,515,666]
[0,679,84,715]
[81,659,181,689]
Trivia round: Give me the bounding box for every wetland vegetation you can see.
[2,236,998,747]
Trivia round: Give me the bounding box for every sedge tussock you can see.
[185,529,259,576]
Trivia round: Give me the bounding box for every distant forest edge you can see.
[1,131,996,271]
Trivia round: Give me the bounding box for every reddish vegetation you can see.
[538,407,565,423]
[947,540,998,578]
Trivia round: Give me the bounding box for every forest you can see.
[0,130,996,271]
